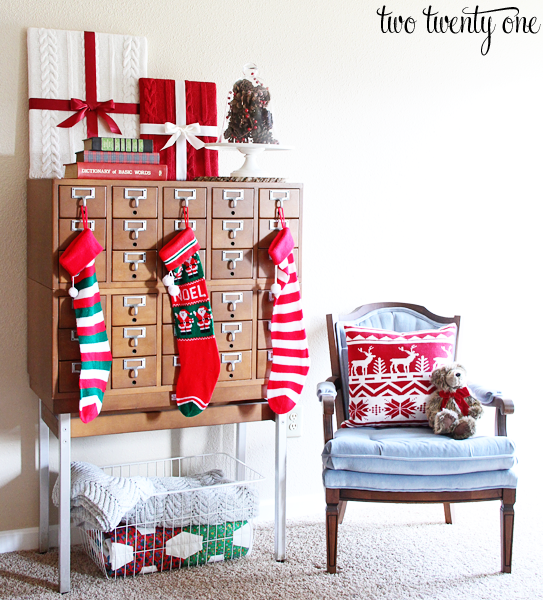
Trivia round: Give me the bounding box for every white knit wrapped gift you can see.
[27,28,147,179]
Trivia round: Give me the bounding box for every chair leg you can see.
[501,489,515,573]
[326,489,340,574]
[444,502,455,524]
[338,500,347,525]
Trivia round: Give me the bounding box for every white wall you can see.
[1,0,541,535]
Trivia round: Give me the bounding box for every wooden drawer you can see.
[112,219,158,249]
[163,218,207,248]
[259,188,300,218]
[111,356,157,389]
[58,218,106,250]
[111,325,157,358]
[59,295,107,329]
[257,248,298,279]
[257,289,275,320]
[112,250,157,282]
[211,249,253,279]
[257,320,272,349]
[112,294,157,326]
[58,328,81,361]
[210,291,253,321]
[112,186,158,218]
[59,251,106,283]
[219,350,252,381]
[59,185,106,218]
[258,218,299,248]
[215,321,252,352]
[212,188,254,218]
[162,323,176,355]
[162,354,179,386]
[257,349,273,379]
[58,360,83,392]
[163,187,206,218]
[212,219,254,249]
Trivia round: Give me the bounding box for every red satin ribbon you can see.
[439,387,471,416]
[28,31,139,138]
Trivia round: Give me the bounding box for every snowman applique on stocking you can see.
[59,207,112,423]
[159,226,220,417]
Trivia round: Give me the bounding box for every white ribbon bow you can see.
[161,122,206,151]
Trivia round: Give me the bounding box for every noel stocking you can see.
[159,226,220,417]
[267,212,310,414]
[59,212,112,423]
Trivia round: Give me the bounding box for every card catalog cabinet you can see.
[27,179,303,434]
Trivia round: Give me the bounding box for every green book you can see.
[83,137,153,152]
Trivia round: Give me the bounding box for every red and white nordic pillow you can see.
[342,323,457,428]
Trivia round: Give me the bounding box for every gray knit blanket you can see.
[52,461,258,532]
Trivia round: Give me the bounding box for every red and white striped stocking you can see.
[266,211,310,414]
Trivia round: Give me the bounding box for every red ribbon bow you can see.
[57,98,122,135]
[439,387,471,416]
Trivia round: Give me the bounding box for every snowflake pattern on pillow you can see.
[342,324,457,428]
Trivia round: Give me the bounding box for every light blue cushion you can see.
[323,466,518,492]
[322,427,516,476]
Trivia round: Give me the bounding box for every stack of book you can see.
[64,137,168,180]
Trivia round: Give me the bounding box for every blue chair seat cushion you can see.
[322,427,516,476]
[323,466,518,493]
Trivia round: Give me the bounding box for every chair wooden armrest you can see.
[317,376,340,444]
[485,396,515,437]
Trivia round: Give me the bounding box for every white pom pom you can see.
[168,285,180,297]
[68,286,79,298]
[163,274,175,287]
[270,283,281,298]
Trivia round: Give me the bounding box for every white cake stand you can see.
[205,142,292,177]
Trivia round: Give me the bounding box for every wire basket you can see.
[80,453,264,578]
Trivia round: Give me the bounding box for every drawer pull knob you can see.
[124,220,147,240]
[221,322,243,342]
[222,250,243,270]
[123,358,146,378]
[174,219,196,231]
[223,220,244,239]
[123,296,147,316]
[71,219,95,232]
[174,189,197,207]
[124,188,147,208]
[270,190,290,209]
[124,252,147,271]
[268,218,289,232]
[221,292,243,312]
[222,189,244,208]
[221,352,242,372]
[71,362,82,374]
[124,327,147,347]
[71,187,95,207]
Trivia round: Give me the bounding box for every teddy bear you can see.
[426,363,483,440]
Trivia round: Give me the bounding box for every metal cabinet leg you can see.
[38,400,50,553]
[235,422,247,481]
[58,414,71,594]
[274,413,287,561]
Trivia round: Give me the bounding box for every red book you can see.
[63,162,168,180]
[75,151,161,164]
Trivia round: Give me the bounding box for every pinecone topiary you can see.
[224,78,278,144]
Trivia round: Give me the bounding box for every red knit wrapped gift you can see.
[139,79,218,181]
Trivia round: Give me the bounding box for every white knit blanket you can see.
[52,462,258,532]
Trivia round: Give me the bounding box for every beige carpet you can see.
[1,501,541,600]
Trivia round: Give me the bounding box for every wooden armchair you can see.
[318,302,516,574]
